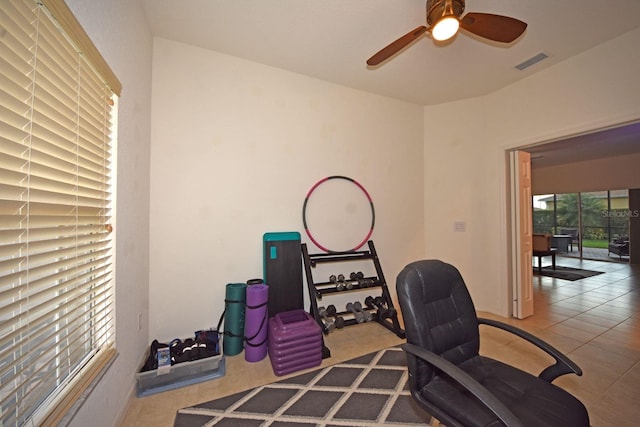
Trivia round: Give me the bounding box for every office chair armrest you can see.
[478,317,582,381]
[402,343,525,427]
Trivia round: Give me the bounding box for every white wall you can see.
[422,96,511,312]
[64,1,153,426]
[423,28,640,315]
[149,38,425,341]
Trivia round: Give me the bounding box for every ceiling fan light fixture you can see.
[432,15,459,41]
[367,0,527,66]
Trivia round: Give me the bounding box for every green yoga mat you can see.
[223,282,247,356]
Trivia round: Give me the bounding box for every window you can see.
[1,1,121,424]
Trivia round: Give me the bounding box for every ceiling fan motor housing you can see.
[427,0,465,25]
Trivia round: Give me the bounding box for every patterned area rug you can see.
[174,346,438,426]
[533,266,604,281]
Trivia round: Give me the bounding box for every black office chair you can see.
[396,260,589,427]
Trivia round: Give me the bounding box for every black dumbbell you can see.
[354,301,373,322]
[318,306,335,331]
[362,277,375,287]
[346,302,365,323]
[364,296,384,318]
[378,296,396,318]
[355,272,376,287]
[349,272,361,287]
[326,304,345,329]
[330,274,346,291]
[376,296,396,315]
[365,296,397,319]
[358,271,373,287]
[349,271,365,288]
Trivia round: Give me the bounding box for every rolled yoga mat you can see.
[223,282,247,356]
[244,282,269,362]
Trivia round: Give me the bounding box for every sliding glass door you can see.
[580,191,609,258]
[532,190,630,261]
[555,193,580,254]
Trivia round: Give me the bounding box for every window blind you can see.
[0,1,117,425]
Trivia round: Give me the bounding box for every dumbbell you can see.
[329,274,348,291]
[364,296,397,320]
[362,277,375,287]
[346,302,365,323]
[353,271,376,287]
[353,301,373,322]
[377,296,396,317]
[341,273,354,290]
[318,306,335,331]
[326,304,345,329]
[375,296,397,318]
[349,271,365,288]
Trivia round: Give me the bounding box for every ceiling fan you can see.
[367,0,527,66]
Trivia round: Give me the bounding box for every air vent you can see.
[515,52,549,71]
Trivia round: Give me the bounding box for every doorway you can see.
[507,121,640,318]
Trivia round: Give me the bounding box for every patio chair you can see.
[532,233,556,272]
[559,228,580,249]
[396,259,590,427]
[608,237,629,258]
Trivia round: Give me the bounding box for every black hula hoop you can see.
[302,175,375,253]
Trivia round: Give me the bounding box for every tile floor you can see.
[120,258,639,426]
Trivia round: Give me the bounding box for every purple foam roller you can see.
[244,283,269,362]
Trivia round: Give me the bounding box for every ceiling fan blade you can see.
[460,12,527,43]
[367,26,427,66]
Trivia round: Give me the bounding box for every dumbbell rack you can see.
[302,240,405,338]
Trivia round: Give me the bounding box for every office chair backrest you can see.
[396,259,480,390]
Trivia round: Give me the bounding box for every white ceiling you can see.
[139,0,640,162]
[140,0,640,106]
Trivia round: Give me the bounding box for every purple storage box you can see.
[268,310,322,376]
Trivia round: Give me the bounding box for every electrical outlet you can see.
[454,221,466,232]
